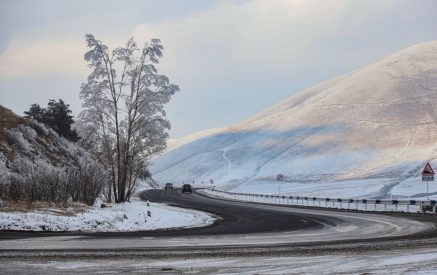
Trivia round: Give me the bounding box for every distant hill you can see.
[150,41,437,199]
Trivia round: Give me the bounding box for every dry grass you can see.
[0,105,25,129]
[0,199,89,216]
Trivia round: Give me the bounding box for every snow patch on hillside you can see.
[166,127,227,152]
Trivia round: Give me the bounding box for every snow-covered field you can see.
[0,197,216,232]
[151,41,437,200]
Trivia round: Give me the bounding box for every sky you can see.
[1,0,437,138]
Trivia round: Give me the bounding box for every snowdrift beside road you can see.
[0,198,216,232]
[151,41,437,199]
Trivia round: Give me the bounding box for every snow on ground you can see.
[228,178,393,199]
[226,177,437,200]
[0,197,216,232]
[4,248,437,274]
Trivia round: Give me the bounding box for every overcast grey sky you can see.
[1,0,436,138]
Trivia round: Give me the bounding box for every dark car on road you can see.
[164,183,173,190]
[181,184,192,193]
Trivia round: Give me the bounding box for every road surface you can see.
[0,189,435,252]
[2,189,437,273]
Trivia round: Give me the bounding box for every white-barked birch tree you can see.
[79,34,179,203]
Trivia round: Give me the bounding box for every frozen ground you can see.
[0,197,216,232]
[3,247,437,274]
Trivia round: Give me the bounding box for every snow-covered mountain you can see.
[151,41,437,199]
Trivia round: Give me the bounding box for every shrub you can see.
[5,157,106,206]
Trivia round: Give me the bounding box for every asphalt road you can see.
[2,189,437,274]
[0,189,435,252]
[139,189,327,235]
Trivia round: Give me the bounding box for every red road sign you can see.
[422,162,435,175]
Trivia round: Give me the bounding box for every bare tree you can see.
[79,34,179,203]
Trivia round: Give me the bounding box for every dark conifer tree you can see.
[24,99,80,142]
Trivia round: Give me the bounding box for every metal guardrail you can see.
[206,188,437,213]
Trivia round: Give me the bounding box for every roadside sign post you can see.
[422,162,435,200]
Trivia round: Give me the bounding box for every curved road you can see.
[137,189,435,247]
[0,189,436,255]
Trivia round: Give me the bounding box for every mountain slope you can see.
[151,41,437,199]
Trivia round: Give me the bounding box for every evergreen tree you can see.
[24,104,45,122]
[24,99,80,142]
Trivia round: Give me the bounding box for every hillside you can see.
[0,105,218,232]
[0,105,105,205]
[0,105,78,168]
[150,41,437,199]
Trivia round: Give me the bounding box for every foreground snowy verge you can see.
[4,247,437,274]
[0,198,216,232]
